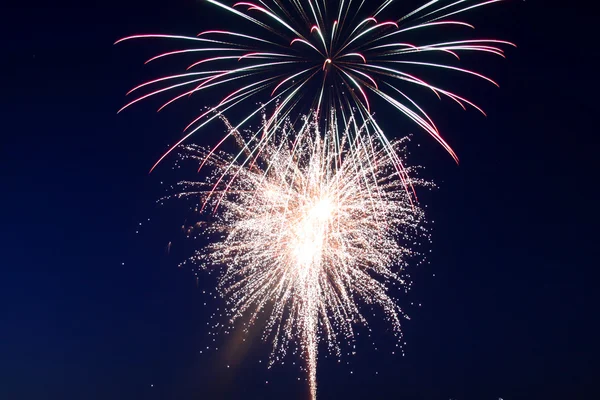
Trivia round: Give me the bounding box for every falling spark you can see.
[172,115,432,398]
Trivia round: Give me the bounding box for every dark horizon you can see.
[2,1,598,399]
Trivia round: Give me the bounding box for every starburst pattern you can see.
[173,115,431,398]
[116,0,514,172]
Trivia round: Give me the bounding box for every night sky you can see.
[2,1,599,399]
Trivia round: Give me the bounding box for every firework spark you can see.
[174,115,431,398]
[117,0,514,172]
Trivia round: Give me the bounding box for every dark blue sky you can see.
[2,1,598,399]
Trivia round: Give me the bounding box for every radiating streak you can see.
[388,60,499,87]
[187,56,247,70]
[197,30,281,46]
[290,38,324,56]
[145,48,249,64]
[310,26,328,55]
[114,34,221,44]
[126,71,219,95]
[157,73,267,112]
[397,0,440,22]
[376,21,475,43]
[419,0,472,20]
[339,52,366,62]
[118,77,208,113]
[424,0,505,23]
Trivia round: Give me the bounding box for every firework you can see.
[116,0,514,172]
[174,115,431,398]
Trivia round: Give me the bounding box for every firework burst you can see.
[173,115,431,398]
[117,0,514,172]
